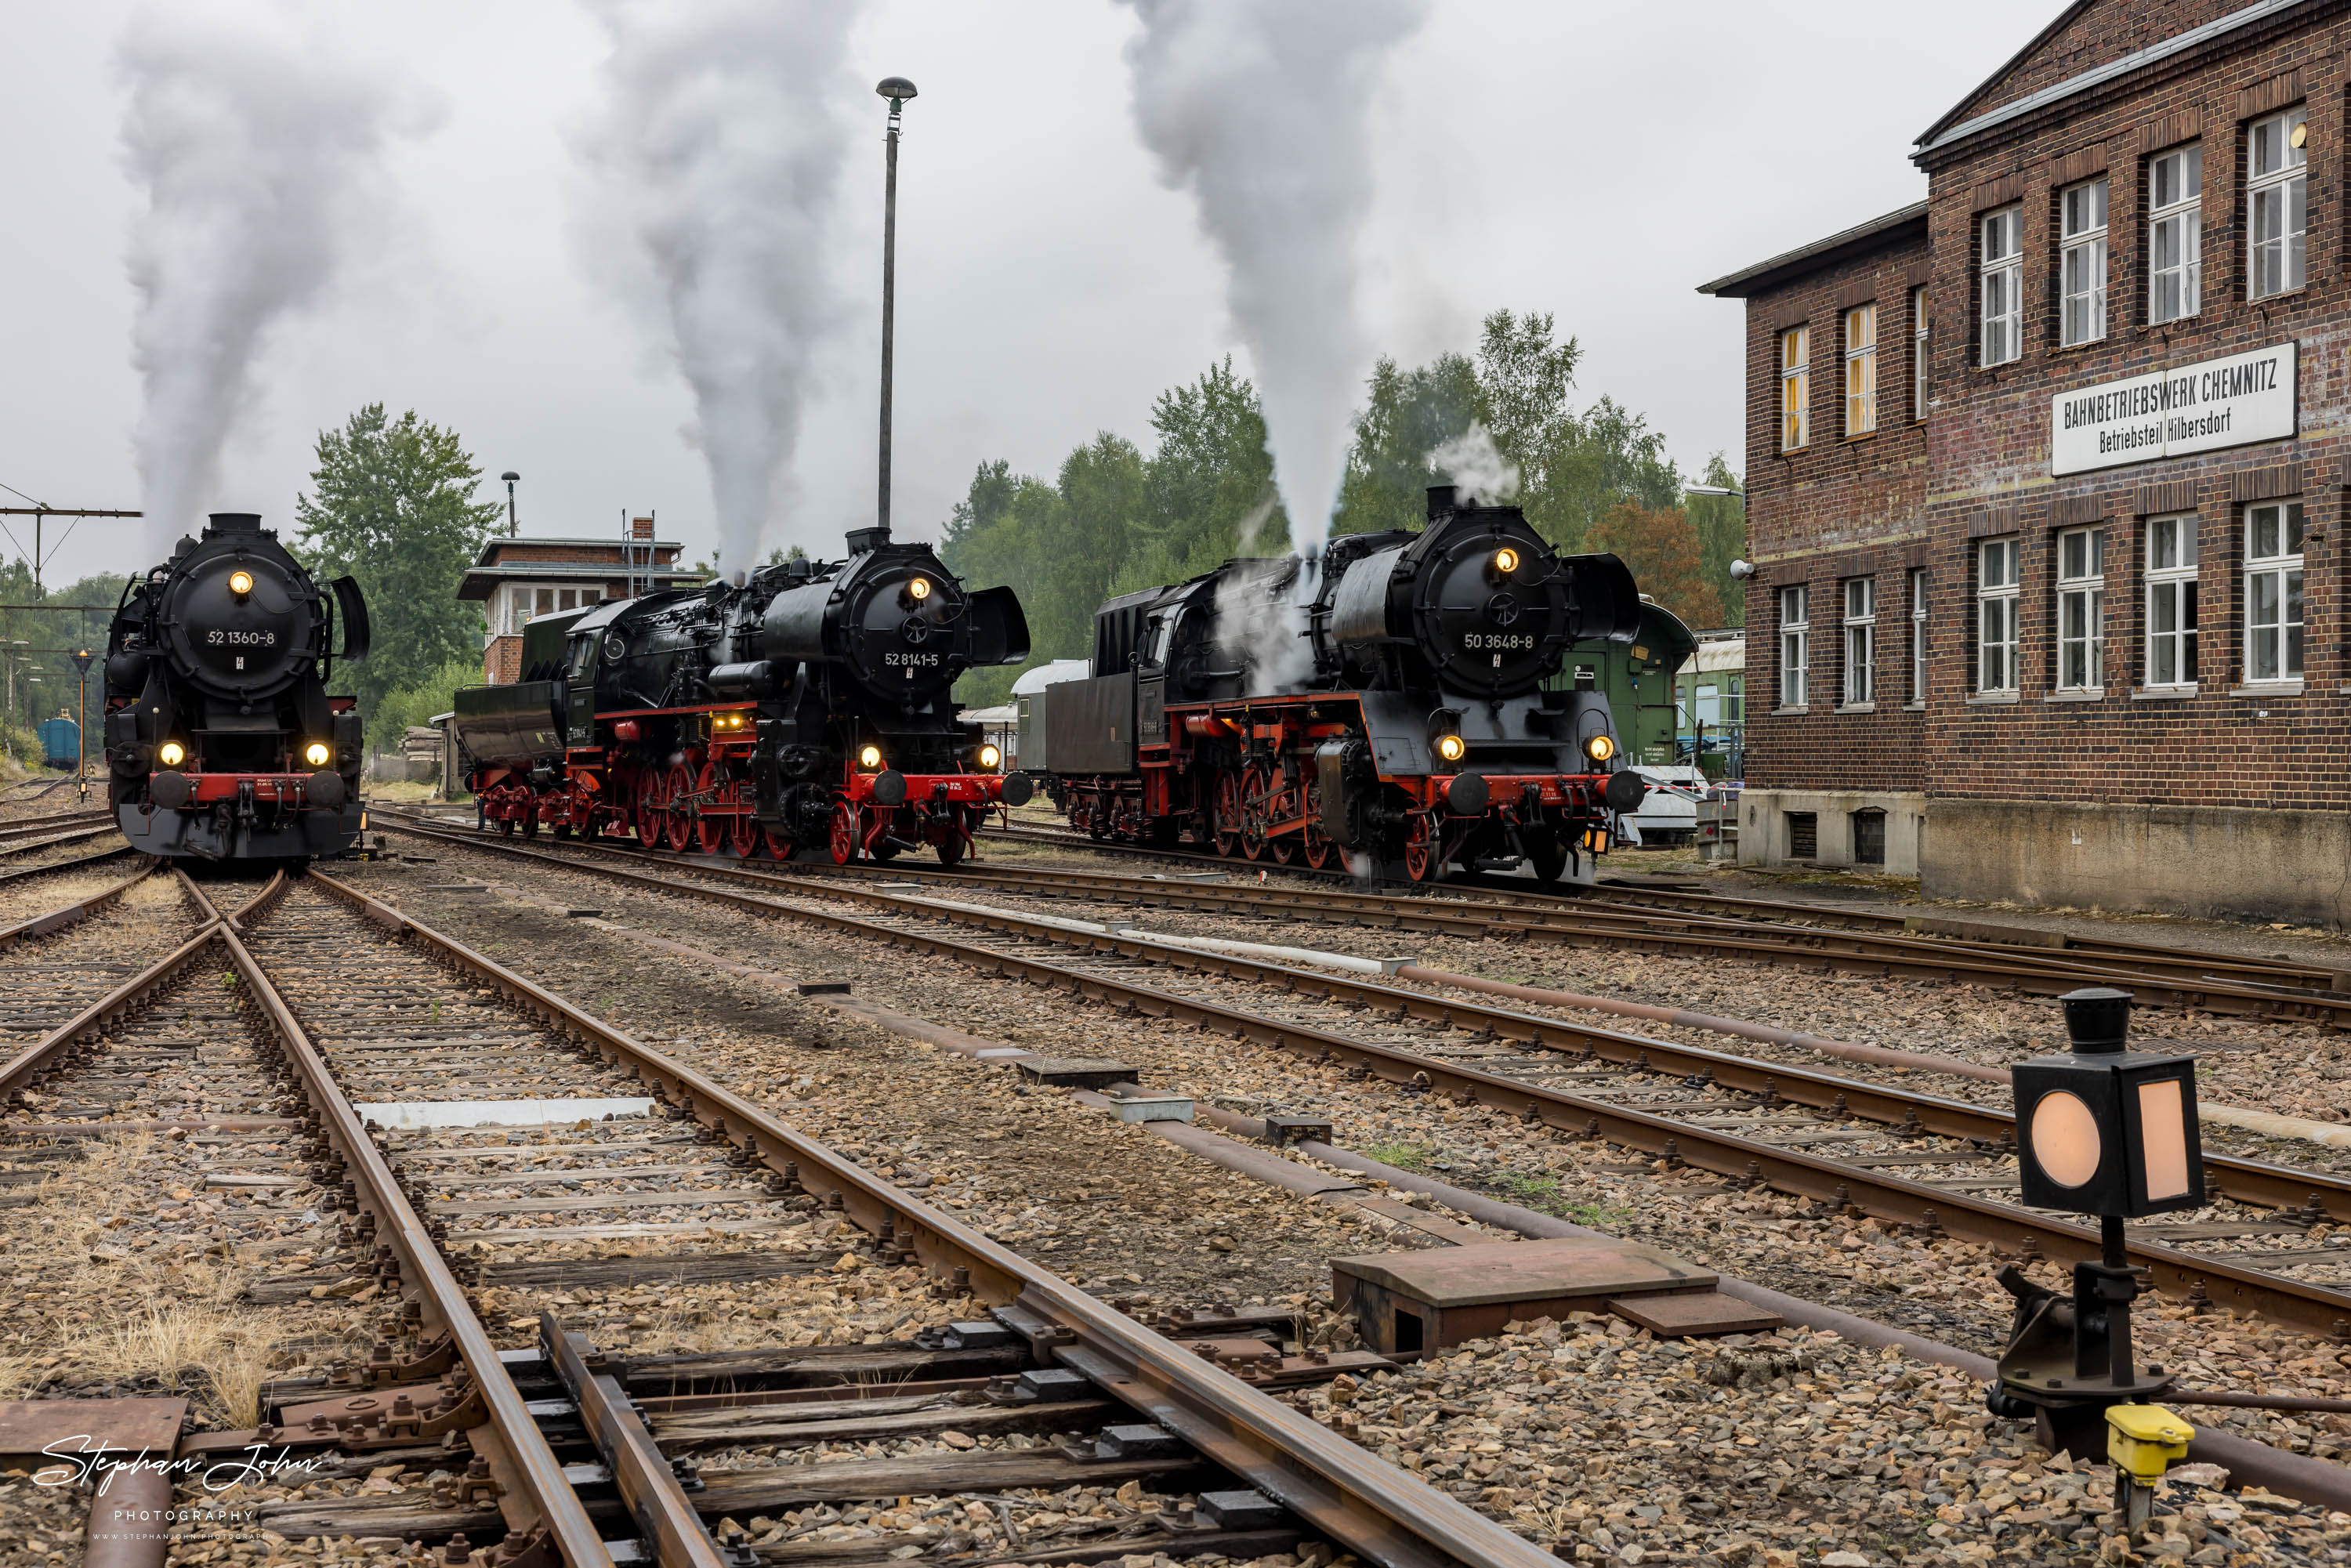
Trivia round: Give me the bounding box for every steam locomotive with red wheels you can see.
[451,524,1031,865]
[1042,485,1646,885]
[102,511,371,861]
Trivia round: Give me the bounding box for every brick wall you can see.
[484,636,521,686]
[1739,230,1933,795]
[1726,0,2351,822]
[1917,2,2351,811]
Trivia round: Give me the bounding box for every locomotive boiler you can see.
[1045,485,1646,883]
[453,523,1031,864]
[103,511,371,860]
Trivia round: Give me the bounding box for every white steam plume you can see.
[119,11,413,554]
[1430,421,1520,505]
[583,0,858,570]
[1124,0,1427,562]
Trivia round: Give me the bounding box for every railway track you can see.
[0,806,119,860]
[0,866,1560,1568]
[376,817,2351,1340]
[970,823,2351,1021]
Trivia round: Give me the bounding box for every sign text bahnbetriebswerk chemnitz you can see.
[2049,341,2297,476]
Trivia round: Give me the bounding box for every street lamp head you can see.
[501,471,520,483]
[876,76,917,103]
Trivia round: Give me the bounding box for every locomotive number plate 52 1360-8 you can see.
[208,628,278,646]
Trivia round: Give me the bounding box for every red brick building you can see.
[458,519,698,684]
[1703,0,2351,922]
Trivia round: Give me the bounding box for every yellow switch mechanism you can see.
[2106,1403,2194,1483]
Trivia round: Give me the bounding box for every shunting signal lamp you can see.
[158,742,186,767]
[227,570,255,599]
[858,744,884,770]
[1435,733,1466,763]
[907,577,932,601]
[304,742,331,767]
[2014,987,2203,1217]
[978,743,1002,770]
[1585,734,1617,762]
[1493,548,1520,574]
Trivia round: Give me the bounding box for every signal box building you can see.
[459,516,698,684]
[1703,0,2351,924]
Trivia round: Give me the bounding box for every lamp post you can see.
[502,471,520,537]
[875,75,918,537]
[1989,987,2203,1523]
[71,649,94,802]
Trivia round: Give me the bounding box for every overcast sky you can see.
[0,0,2065,588]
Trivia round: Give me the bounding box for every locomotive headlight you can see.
[227,570,255,599]
[1585,734,1617,762]
[158,741,187,767]
[304,741,331,767]
[1435,733,1466,763]
[978,744,1002,770]
[1493,548,1520,574]
[907,577,933,602]
[858,744,883,770]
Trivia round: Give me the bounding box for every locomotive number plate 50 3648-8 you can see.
[1462,632,1534,651]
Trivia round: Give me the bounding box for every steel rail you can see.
[0,823,116,858]
[369,819,2351,1216]
[0,859,158,950]
[301,867,1558,1568]
[0,809,112,845]
[980,822,2350,990]
[802,850,2341,998]
[407,813,2351,1019]
[0,842,135,885]
[0,902,219,1107]
[544,1318,730,1568]
[375,820,2351,1337]
[223,878,616,1566]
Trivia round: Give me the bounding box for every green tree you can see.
[293,404,499,728]
[1128,357,1284,581]
[371,654,483,755]
[1685,454,1748,628]
[1585,500,1722,629]
[1335,351,1481,538]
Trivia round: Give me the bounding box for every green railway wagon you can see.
[1550,597,1698,768]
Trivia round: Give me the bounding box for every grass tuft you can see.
[1356,1140,1429,1171]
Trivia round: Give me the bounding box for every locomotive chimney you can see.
[1425,485,1457,520]
[207,512,264,534]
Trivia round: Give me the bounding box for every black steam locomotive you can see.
[1045,486,1646,883]
[103,512,371,860]
[453,523,1031,864]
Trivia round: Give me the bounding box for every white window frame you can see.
[2144,514,2197,690]
[1778,585,1809,708]
[1910,285,1929,420]
[2244,501,2305,683]
[2249,107,2308,300]
[2059,178,2109,346]
[2148,144,2201,324]
[2056,527,2105,693]
[1976,538,2020,693]
[1980,207,2023,366]
[1843,304,1876,436]
[1780,325,1809,451]
[1842,577,1875,705]
[1908,567,1929,704]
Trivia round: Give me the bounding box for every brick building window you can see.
[2245,501,2305,683]
[2059,178,2108,346]
[1778,585,1809,708]
[1842,577,1875,704]
[2148,145,2201,323]
[1780,326,1809,451]
[2145,515,2197,688]
[1843,305,1876,436]
[1976,538,2020,693]
[1911,285,1929,419]
[2056,527,2104,692]
[1980,207,2023,365]
[2250,107,2307,299]
[1909,567,1929,702]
